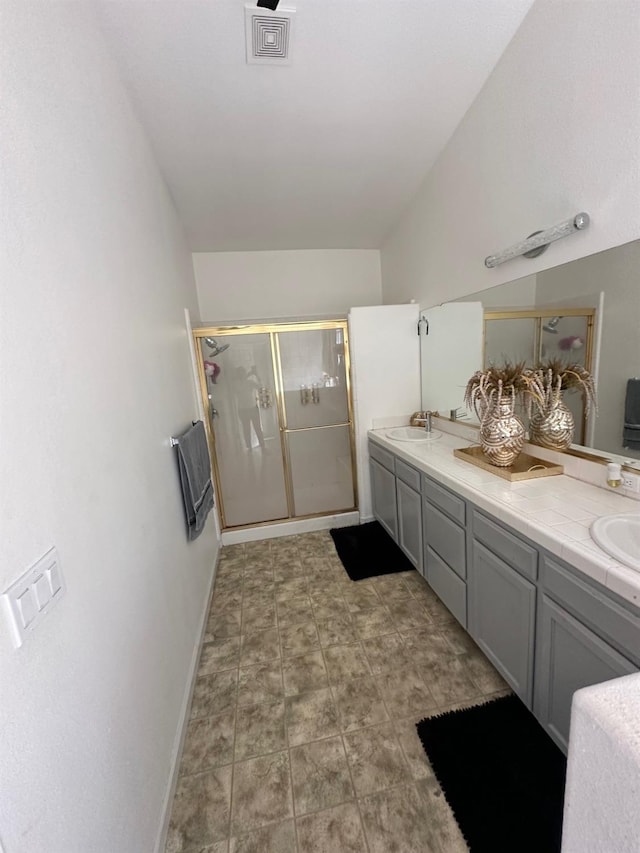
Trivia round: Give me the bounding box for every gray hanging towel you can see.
[623,378,640,450]
[175,420,214,540]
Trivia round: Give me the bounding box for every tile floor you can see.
[165,530,511,853]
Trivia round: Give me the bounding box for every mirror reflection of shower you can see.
[541,316,585,354]
[204,337,230,356]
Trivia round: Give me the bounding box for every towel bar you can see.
[170,421,200,447]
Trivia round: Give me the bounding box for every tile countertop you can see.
[368,429,640,609]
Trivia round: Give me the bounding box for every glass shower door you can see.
[277,327,355,517]
[484,317,538,367]
[198,333,288,527]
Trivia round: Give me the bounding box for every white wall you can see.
[193,249,382,322]
[0,5,218,853]
[348,305,420,520]
[380,0,640,307]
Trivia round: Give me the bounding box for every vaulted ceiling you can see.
[96,0,534,251]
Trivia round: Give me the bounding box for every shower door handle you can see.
[257,387,273,408]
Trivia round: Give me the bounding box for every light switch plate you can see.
[2,547,65,647]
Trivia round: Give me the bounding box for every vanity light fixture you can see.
[485,212,590,269]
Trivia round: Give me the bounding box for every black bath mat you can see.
[417,694,567,853]
[329,521,415,581]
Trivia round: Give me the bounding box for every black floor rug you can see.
[417,694,567,853]
[329,521,416,581]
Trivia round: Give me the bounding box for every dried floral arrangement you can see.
[464,361,540,421]
[529,358,598,415]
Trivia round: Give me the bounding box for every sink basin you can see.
[386,427,442,443]
[590,513,640,572]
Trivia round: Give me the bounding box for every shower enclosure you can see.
[194,321,356,530]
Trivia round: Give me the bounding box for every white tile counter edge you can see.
[368,429,640,608]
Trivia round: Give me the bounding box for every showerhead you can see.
[204,337,230,356]
[543,317,561,334]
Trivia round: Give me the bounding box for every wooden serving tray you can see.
[454,445,563,481]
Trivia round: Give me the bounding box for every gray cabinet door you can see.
[369,458,397,542]
[396,479,422,572]
[468,541,536,707]
[534,594,638,753]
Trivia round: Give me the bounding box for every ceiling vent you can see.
[245,5,295,65]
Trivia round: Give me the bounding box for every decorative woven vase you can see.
[529,394,575,451]
[480,400,525,467]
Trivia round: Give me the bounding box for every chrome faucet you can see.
[413,411,433,433]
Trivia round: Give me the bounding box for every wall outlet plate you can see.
[622,471,640,493]
[2,547,65,647]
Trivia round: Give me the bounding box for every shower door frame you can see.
[193,319,358,531]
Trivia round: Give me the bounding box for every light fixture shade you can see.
[485,213,590,269]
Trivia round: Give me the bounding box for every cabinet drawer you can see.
[471,509,537,582]
[425,546,466,628]
[368,441,395,473]
[542,554,640,667]
[395,458,421,491]
[423,476,466,525]
[424,501,466,579]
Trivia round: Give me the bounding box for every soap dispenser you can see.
[607,462,622,488]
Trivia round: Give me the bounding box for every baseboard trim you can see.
[221,510,360,545]
[153,545,220,853]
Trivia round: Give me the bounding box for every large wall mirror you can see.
[436,239,640,469]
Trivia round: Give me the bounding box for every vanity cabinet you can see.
[534,596,637,752]
[534,554,640,752]
[468,510,538,707]
[468,540,536,706]
[367,436,640,754]
[423,475,467,627]
[369,440,424,570]
[369,444,397,542]
[396,476,423,572]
